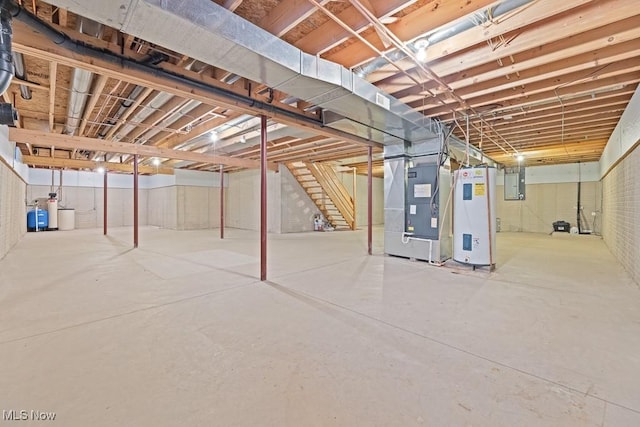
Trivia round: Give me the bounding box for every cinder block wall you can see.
[0,161,26,259]
[602,146,640,284]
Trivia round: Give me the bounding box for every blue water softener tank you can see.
[27,209,48,231]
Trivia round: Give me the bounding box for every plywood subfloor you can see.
[0,227,639,426]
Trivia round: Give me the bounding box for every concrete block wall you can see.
[602,146,640,284]
[0,160,26,259]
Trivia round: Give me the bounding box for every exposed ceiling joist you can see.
[9,128,279,171]
[22,155,174,174]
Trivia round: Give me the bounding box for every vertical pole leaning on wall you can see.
[367,146,373,255]
[219,165,224,239]
[133,154,139,248]
[352,167,357,230]
[260,115,267,281]
[103,170,108,235]
[485,166,495,271]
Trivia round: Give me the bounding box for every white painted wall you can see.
[280,165,320,233]
[496,162,600,184]
[600,85,640,177]
[226,168,281,232]
[26,168,226,231]
[495,162,602,234]
[0,126,28,182]
[338,172,384,227]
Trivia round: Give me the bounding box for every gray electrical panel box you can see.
[406,164,439,240]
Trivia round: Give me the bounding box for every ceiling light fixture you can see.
[240,135,247,143]
[210,131,219,142]
[96,166,105,174]
[516,154,524,163]
[153,158,161,166]
[379,16,398,24]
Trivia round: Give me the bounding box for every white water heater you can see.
[47,193,58,230]
[453,166,497,269]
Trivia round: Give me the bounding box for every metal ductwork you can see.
[104,90,172,141]
[64,17,103,135]
[44,0,442,145]
[354,0,533,78]
[12,52,31,100]
[0,0,17,95]
[0,0,19,125]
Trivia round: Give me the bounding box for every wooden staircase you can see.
[286,161,356,230]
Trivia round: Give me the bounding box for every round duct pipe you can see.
[0,0,18,95]
[0,102,18,125]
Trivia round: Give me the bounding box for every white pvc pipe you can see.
[401,233,437,265]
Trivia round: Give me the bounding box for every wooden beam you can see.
[426,49,640,104]
[78,74,109,136]
[259,0,330,37]
[12,21,379,149]
[22,155,174,174]
[146,103,220,146]
[126,96,188,143]
[58,8,68,28]
[324,0,501,67]
[370,0,637,85]
[421,71,640,117]
[9,128,279,171]
[48,61,57,132]
[10,79,48,91]
[391,38,640,102]
[223,0,243,12]
[295,0,408,55]
[104,87,155,140]
[156,111,245,149]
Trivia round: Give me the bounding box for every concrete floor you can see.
[0,227,639,426]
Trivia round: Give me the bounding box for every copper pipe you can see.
[133,154,139,248]
[367,146,372,255]
[103,170,107,235]
[260,115,267,281]
[219,164,224,239]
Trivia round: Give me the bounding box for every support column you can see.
[220,165,224,239]
[367,146,373,256]
[352,167,357,230]
[133,154,139,248]
[260,115,267,281]
[103,170,107,235]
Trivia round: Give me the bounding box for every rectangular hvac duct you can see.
[46,0,441,145]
